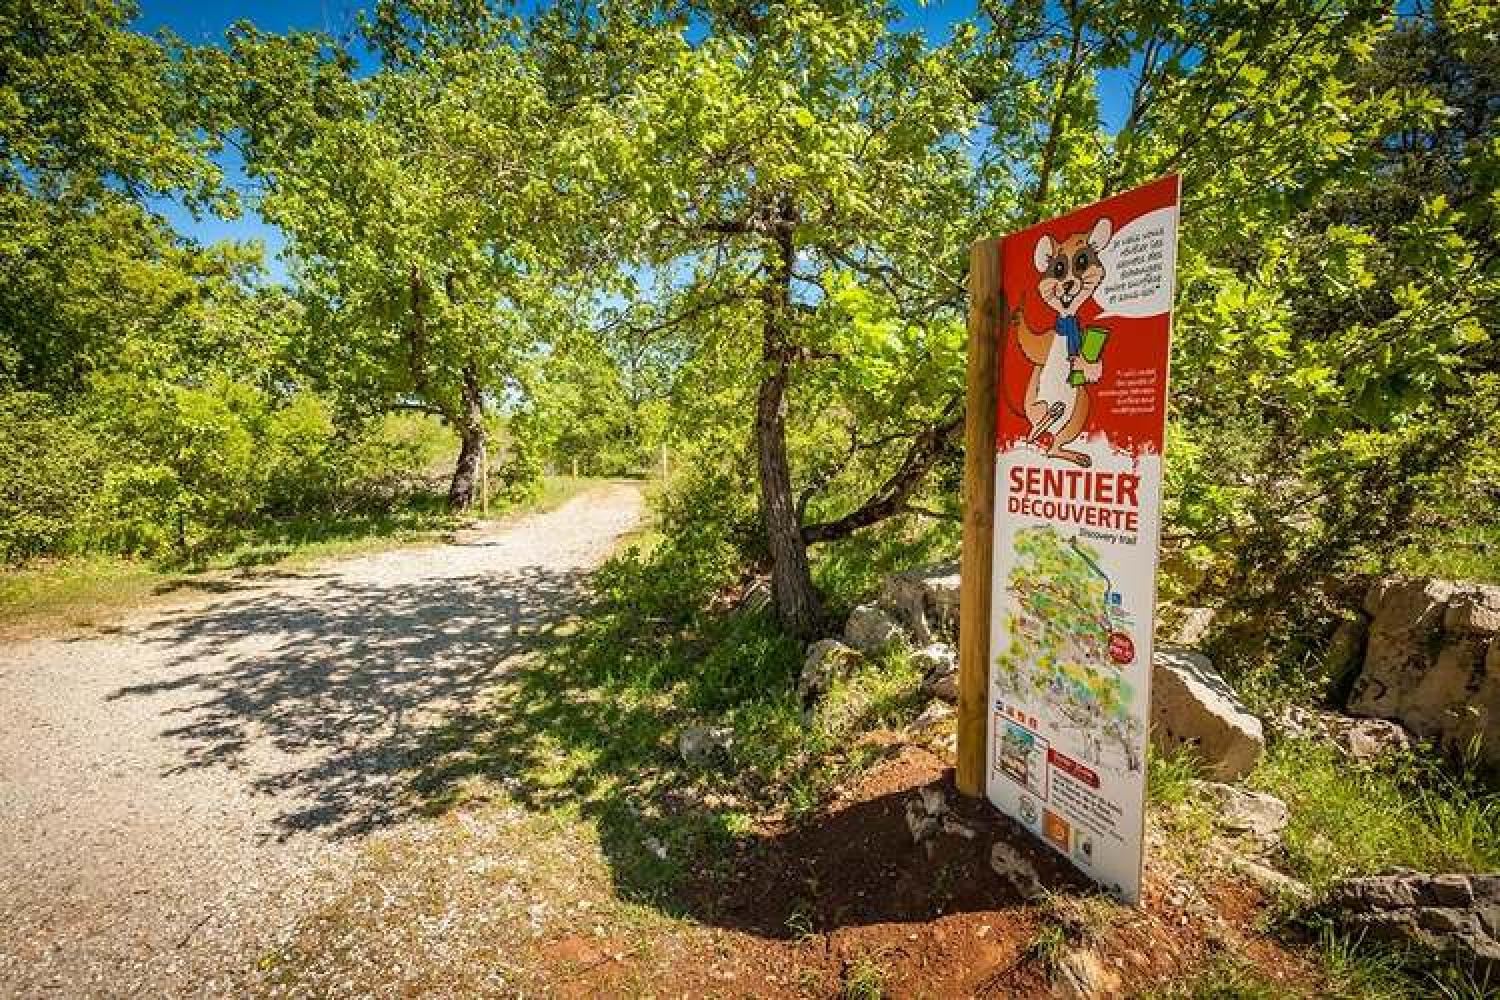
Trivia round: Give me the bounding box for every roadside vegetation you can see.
[1251,739,1500,889]
[0,468,600,634]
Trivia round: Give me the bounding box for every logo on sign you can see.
[1042,809,1071,852]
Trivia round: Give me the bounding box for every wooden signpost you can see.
[957,177,1181,904]
[957,237,1001,800]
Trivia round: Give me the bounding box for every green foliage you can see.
[86,375,263,553]
[12,0,1494,643]
[1146,744,1206,811]
[589,542,797,706]
[812,515,960,624]
[0,189,266,395]
[1162,1,1500,667]
[0,0,223,201]
[1390,523,1500,586]
[0,393,104,562]
[193,5,627,506]
[0,379,454,564]
[520,331,670,477]
[1149,902,1489,998]
[602,0,978,558]
[1144,746,1218,872]
[0,0,249,399]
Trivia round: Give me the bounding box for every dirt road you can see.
[0,483,644,998]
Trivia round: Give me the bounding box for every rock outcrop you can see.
[1194,781,1288,842]
[678,725,734,765]
[1228,856,1312,904]
[1326,872,1500,980]
[1150,647,1265,780]
[904,782,975,850]
[909,699,955,734]
[989,841,1044,901]
[803,565,959,708]
[1273,706,1414,762]
[913,642,960,703]
[879,562,960,644]
[1054,946,1122,1000]
[799,639,862,703]
[1158,605,1215,648]
[735,578,772,614]
[1322,615,1370,697]
[1336,717,1414,761]
[1346,578,1500,770]
[844,604,906,654]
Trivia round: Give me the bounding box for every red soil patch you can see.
[547,742,1325,997]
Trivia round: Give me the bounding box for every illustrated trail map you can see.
[994,526,1143,776]
[985,174,1179,904]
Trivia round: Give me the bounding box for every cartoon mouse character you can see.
[1013,217,1113,467]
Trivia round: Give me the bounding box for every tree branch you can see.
[903,504,960,522]
[802,403,964,545]
[1033,0,1087,214]
[383,399,448,418]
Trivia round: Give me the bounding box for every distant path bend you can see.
[0,482,645,998]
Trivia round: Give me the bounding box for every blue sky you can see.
[134,1,1132,282]
[134,2,375,281]
[134,0,368,43]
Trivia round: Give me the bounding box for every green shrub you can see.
[262,392,340,513]
[339,412,453,511]
[85,375,269,555]
[92,461,186,555]
[0,392,104,563]
[1,377,455,564]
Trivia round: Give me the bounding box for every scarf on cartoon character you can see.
[1055,314,1083,357]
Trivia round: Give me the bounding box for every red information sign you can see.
[996,175,1179,457]
[986,175,1180,904]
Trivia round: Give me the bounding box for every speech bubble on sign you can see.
[1095,206,1179,319]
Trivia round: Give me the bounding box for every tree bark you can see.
[755,196,822,638]
[447,361,486,512]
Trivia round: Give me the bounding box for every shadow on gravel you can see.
[108,565,590,839]
[149,571,316,597]
[406,609,1088,943]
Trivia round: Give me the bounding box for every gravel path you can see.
[0,483,644,998]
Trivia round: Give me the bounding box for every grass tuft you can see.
[1023,921,1068,974]
[841,953,888,1000]
[1247,738,1500,889]
[1143,955,1285,999]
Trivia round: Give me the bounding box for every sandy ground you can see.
[0,483,644,998]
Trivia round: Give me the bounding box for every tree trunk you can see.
[447,362,486,512]
[756,196,822,638]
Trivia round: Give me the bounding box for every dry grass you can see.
[256,794,705,998]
